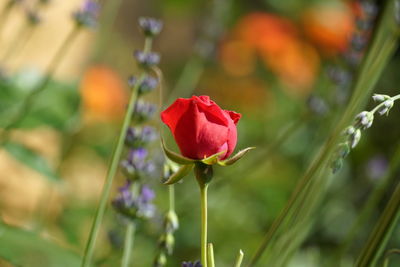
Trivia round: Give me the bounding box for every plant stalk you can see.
[355,181,400,266]
[121,222,136,267]
[80,76,143,267]
[200,183,209,267]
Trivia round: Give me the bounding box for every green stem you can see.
[0,26,80,144]
[80,76,142,267]
[169,184,175,212]
[91,0,124,62]
[121,222,136,267]
[207,243,215,267]
[334,142,400,260]
[355,182,400,266]
[382,249,400,267]
[234,250,244,267]
[200,183,209,267]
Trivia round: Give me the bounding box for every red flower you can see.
[161,95,241,160]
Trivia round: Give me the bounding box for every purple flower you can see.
[366,155,388,180]
[139,185,155,203]
[128,75,158,95]
[182,261,202,267]
[112,181,156,219]
[133,101,156,122]
[125,126,158,148]
[72,0,99,28]
[121,148,155,178]
[134,50,160,68]
[138,17,163,36]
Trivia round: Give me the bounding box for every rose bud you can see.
[161,95,241,160]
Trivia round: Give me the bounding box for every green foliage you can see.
[0,223,82,267]
[0,70,80,132]
[4,141,60,182]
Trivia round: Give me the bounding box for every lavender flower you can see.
[133,101,157,122]
[366,155,389,180]
[139,17,163,37]
[73,0,99,28]
[128,75,158,95]
[327,67,352,87]
[307,95,329,116]
[121,148,155,179]
[125,126,158,148]
[112,181,156,219]
[136,185,156,218]
[182,261,202,267]
[134,50,160,68]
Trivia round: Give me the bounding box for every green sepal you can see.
[217,147,255,166]
[163,164,194,185]
[161,138,195,165]
[200,150,226,165]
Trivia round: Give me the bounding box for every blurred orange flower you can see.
[301,1,355,55]
[80,65,128,122]
[219,39,256,77]
[220,12,320,95]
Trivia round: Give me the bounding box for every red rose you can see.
[161,95,241,160]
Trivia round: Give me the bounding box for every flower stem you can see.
[169,184,175,212]
[80,76,143,267]
[382,249,400,267]
[355,181,400,266]
[334,141,400,261]
[121,222,136,267]
[207,243,215,267]
[200,183,208,267]
[234,250,244,267]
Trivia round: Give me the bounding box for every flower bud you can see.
[138,17,163,37]
[337,143,350,158]
[331,158,343,174]
[378,99,394,115]
[344,126,356,136]
[158,233,175,254]
[154,252,167,267]
[165,210,179,232]
[355,111,374,129]
[372,94,389,102]
[349,129,362,148]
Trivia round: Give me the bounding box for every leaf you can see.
[0,223,83,267]
[163,164,194,185]
[4,142,60,182]
[217,147,255,166]
[0,71,80,132]
[161,138,195,165]
[200,150,226,165]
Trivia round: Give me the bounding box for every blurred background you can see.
[0,0,399,266]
